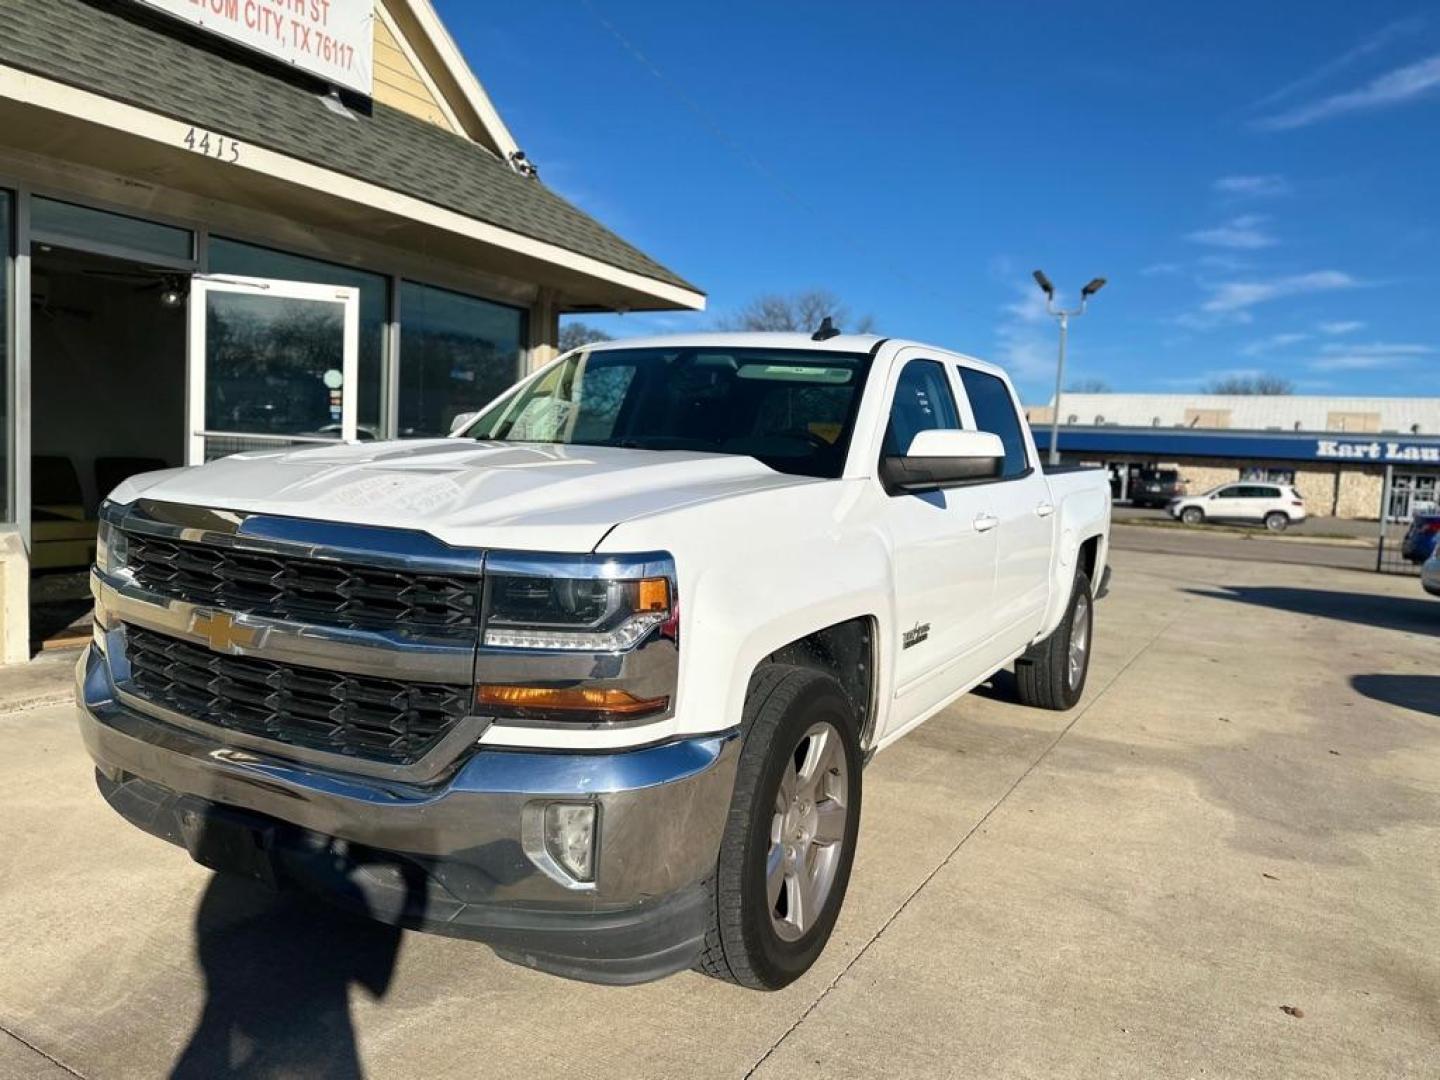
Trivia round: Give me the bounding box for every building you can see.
[1024,394,1440,521]
[0,0,704,657]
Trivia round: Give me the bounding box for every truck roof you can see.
[584,331,886,354]
[582,332,1008,378]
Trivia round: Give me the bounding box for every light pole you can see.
[1033,271,1106,466]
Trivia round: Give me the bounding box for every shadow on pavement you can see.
[171,846,424,1080]
[1184,584,1440,638]
[1351,674,1440,719]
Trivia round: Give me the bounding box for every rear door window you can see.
[956,367,1030,479]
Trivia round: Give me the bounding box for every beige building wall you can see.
[1335,468,1385,519]
[1326,411,1381,433]
[1183,408,1231,428]
[1172,460,1238,495]
[1103,455,1386,519]
[372,11,457,132]
[1291,467,1339,516]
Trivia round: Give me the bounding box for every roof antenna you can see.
[811,316,841,341]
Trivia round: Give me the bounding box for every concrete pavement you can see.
[1,547,1437,1079]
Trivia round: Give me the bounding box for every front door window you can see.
[188,276,359,463]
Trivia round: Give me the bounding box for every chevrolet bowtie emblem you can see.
[192,610,261,653]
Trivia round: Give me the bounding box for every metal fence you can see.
[1375,464,1435,576]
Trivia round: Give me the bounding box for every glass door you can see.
[188,275,360,464]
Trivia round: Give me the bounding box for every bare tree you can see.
[714,289,875,334]
[1207,373,1294,395]
[559,322,614,352]
[1066,378,1111,393]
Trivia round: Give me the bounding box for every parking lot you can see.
[2,539,1437,1080]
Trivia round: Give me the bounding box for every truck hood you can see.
[114,440,815,552]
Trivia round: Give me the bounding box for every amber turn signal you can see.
[636,577,670,613]
[476,684,669,718]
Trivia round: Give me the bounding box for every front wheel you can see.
[1180,506,1204,525]
[697,665,862,990]
[1015,569,1094,711]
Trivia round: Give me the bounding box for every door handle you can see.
[1035,502,1055,518]
[973,512,999,533]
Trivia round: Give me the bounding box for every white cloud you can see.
[1311,354,1408,371]
[1317,320,1365,334]
[1240,332,1309,356]
[1318,341,1432,356]
[1255,53,1440,131]
[1214,174,1291,198]
[1201,271,1360,313]
[1141,262,1184,277]
[1309,341,1432,371]
[1186,214,1278,250]
[1248,18,1426,111]
[994,283,1058,381]
[1155,366,1265,390]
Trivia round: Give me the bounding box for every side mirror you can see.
[880,429,1005,495]
[448,411,479,436]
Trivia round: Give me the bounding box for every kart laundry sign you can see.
[133,0,375,96]
[1316,439,1440,464]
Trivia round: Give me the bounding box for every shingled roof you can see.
[0,0,698,294]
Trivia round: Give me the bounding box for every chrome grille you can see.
[124,531,480,633]
[123,625,471,766]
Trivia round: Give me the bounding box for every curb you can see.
[1113,519,1376,549]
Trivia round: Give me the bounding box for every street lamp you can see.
[1034,271,1107,466]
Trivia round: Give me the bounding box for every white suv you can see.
[1168,482,1307,532]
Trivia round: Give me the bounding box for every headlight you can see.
[95,515,129,575]
[475,553,679,725]
[483,572,672,651]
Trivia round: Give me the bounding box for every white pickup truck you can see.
[79,331,1110,990]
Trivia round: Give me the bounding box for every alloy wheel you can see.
[1068,592,1091,692]
[767,721,849,942]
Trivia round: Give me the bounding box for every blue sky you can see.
[437,0,1440,403]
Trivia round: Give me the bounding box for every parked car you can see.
[1401,512,1440,565]
[80,332,1111,990]
[1423,549,1440,598]
[1168,482,1307,532]
[1128,467,1185,508]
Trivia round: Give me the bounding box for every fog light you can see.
[544,803,597,883]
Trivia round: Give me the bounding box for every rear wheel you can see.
[1264,511,1289,533]
[697,665,862,990]
[1015,569,1094,711]
[1180,506,1204,525]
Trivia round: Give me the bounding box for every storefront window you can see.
[0,190,10,519]
[209,238,387,435]
[31,197,193,263]
[203,292,345,438]
[398,281,525,437]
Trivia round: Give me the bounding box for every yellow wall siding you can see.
[373,10,456,133]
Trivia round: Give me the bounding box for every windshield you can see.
[463,346,874,479]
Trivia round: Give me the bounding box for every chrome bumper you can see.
[77,646,739,982]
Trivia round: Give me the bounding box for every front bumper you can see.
[1422,562,1440,597]
[77,646,739,984]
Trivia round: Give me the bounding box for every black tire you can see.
[1264,511,1289,533]
[1015,569,1094,711]
[696,664,862,990]
[1180,506,1204,525]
